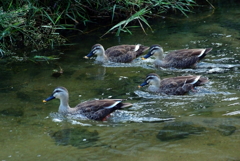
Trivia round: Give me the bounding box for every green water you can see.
[1,1,240,161]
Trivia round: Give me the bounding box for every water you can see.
[1,1,240,161]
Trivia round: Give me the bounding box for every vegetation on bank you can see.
[0,0,213,60]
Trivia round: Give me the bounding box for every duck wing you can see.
[159,76,208,95]
[164,49,212,68]
[75,99,132,120]
[106,45,149,63]
[164,75,207,85]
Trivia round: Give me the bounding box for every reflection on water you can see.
[156,121,206,141]
[49,127,99,149]
[1,1,240,160]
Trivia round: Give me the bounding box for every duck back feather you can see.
[163,48,212,68]
[74,99,132,120]
[106,45,149,63]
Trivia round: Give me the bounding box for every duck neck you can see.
[156,49,164,60]
[155,49,167,67]
[96,50,108,63]
[148,79,161,92]
[59,96,71,114]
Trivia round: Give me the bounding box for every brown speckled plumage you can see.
[72,99,130,120]
[139,73,208,95]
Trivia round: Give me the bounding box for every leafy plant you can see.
[0,0,212,60]
[100,0,198,37]
[101,8,153,37]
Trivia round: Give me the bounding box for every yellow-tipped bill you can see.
[141,57,146,60]
[43,100,47,103]
[84,56,89,59]
[138,85,142,88]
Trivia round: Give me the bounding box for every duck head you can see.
[142,45,163,59]
[43,87,69,102]
[84,44,105,59]
[138,73,161,88]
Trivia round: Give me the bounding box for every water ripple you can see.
[102,58,154,70]
[108,110,175,123]
[223,111,240,116]
[134,88,230,100]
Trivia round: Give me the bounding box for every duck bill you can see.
[142,52,152,60]
[84,50,95,59]
[138,82,148,88]
[43,95,55,103]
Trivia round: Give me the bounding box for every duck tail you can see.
[193,76,209,86]
[198,48,213,59]
[190,76,201,85]
[120,103,132,108]
[205,48,213,54]
[135,44,149,57]
[198,77,209,85]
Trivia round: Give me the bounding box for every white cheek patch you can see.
[146,77,154,84]
[150,48,158,55]
[92,46,99,52]
[53,90,63,98]
[53,94,58,99]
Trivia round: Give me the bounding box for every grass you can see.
[0,0,213,60]
[0,4,69,57]
[101,8,153,38]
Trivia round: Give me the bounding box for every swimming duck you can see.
[43,87,132,121]
[138,73,208,95]
[84,44,149,63]
[142,45,212,68]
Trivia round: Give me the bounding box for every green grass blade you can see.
[112,4,117,22]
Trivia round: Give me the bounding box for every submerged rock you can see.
[0,108,24,117]
[218,124,236,136]
[50,128,99,149]
[156,121,205,141]
[16,91,30,101]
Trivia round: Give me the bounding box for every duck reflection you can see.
[49,127,99,149]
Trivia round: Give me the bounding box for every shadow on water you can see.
[156,121,206,141]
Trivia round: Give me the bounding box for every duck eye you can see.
[53,90,62,94]
[93,46,100,50]
[146,76,154,80]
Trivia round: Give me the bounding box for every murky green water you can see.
[1,1,240,161]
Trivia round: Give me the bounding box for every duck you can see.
[43,87,132,121]
[138,73,208,95]
[84,44,149,63]
[142,45,212,68]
